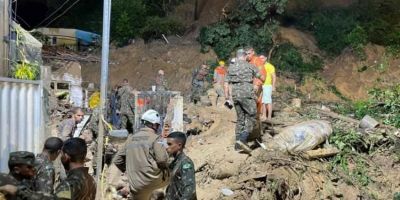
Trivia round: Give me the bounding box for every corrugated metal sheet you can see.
[0,77,46,172]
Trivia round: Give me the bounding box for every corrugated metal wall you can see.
[0,77,45,172]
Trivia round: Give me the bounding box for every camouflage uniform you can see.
[225,60,261,145]
[57,118,77,141]
[1,152,96,200]
[34,153,56,194]
[165,152,197,200]
[0,173,19,200]
[0,152,36,199]
[191,66,209,103]
[6,167,96,200]
[155,75,168,91]
[118,85,135,133]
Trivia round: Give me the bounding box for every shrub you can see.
[346,26,368,59]
[139,16,185,42]
[111,0,147,46]
[270,43,323,76]
[199,0,287,60]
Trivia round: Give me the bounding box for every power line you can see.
[43,0,81,28]
[35,0,72,28]
[12,10,31,28]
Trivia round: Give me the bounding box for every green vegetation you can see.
[288,0,400,57]
[354,85,400,128]
[199,0,287,60]
[270,43,323,76]
[329,129,371,186]
[12,61,40,80]
[52,0,185,46]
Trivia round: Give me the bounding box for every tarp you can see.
[35,28,100,46]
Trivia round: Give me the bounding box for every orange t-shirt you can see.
[214,66,226,84]
[249,56,266,86]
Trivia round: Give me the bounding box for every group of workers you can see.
[0,109,196,200]
[224,47,276,153]
[0,46,276,199]
[0,137,96,200]
[191,47,277,153]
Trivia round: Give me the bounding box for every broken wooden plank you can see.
[315,109,359,124]
[302,147,339,159]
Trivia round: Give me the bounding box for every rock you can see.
[200,96,212,106]
[210,164,239,180]
[291,98,301,108]
[220,188,234,196]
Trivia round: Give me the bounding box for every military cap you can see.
[8,151,35,168]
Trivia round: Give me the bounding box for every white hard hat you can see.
[141,109,161,124]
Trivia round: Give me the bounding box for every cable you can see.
[34,0,72,28]
[12,10,31,28]
[43,0,81,28]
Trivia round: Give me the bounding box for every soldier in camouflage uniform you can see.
[0,138,96,200]
[191,64,209,104]
[224,49,263,153]
[0,151,36,199]
[165,131,197,200]
[118,79,135,133]
[155,70,169,92]
[34,137,63,194]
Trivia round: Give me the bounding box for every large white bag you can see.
[272,120,333,153]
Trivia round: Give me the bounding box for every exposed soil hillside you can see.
[81,38,216,93]
[323,44,400,100]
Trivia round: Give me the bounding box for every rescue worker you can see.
[118,79,135,133]
[155,70,168,92]
[191,64,209,104]
[165,131,197,200]
[0,138,97,200]
[213,61,227,105]
[57,107,84,141]
[34,137,63,194]
[113,109,169,200]
[224,49,264,153]
[245,47,267,115]
[0,151,36,200]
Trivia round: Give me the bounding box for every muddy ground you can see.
[183,88,400,200]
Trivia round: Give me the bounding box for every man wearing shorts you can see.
[262,62,276,121]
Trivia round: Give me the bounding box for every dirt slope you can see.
[81,39,216,93]
[323,44,400,100]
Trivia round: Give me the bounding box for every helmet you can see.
[218,60,225,66]
[141,109,161,124]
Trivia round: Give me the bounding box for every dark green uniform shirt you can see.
[13,167,96,200]
[166,152,197,200]
[34,153,55,194]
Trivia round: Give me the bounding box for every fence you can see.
[0,77,46,172]
[133,91,183,133]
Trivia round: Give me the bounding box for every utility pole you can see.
[0,0,9,76]
[95,0,111,198]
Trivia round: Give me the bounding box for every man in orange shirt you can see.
[213,60,227,105]
[246,47,266,115]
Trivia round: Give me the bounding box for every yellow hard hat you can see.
[218,60,225,66]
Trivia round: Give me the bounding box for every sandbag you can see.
[272,120,332,153]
